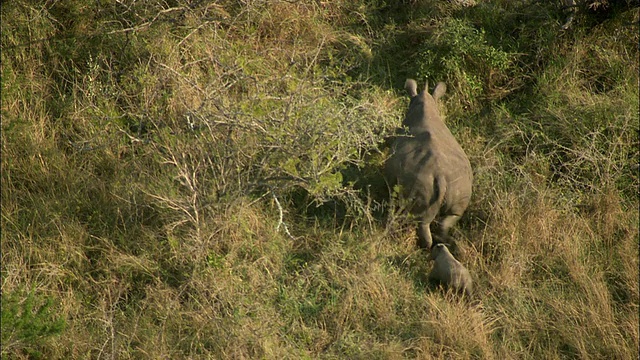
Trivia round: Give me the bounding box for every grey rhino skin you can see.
[427,243,473,297]
[385,79,472,251]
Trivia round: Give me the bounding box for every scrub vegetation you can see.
[2,0,638,358]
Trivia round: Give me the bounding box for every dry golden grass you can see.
[2,0,638,359]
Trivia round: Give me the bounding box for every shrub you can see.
[417,18,518,111]
[1,289,66,359]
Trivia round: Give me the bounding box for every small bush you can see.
[1,289,66,359]
[417,17,519,111]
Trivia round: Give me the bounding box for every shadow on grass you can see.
[383,252,436,294]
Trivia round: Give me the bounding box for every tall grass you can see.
[2,0,638,358]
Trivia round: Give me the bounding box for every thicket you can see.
[2,0,638,358]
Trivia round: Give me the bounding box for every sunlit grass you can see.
[2,0,638,358]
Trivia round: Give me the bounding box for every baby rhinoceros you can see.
[428,243,473,297]
[385,79,472,251]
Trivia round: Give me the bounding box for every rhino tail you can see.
[434,174,447,209]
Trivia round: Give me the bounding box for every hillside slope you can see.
[2,1,638,358]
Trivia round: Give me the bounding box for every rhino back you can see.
[387,132,472,201]
[432,251,473,294]
[385,80,472,217]
[402,98,470,178]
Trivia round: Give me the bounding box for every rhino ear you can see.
[427,243,444,260]
[405,79,418,97]
[433,82,447,101]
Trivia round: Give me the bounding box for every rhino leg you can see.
[435,214,462,252]
[416,220,433,250]
[416,205,440,250]
[438,214,461,236]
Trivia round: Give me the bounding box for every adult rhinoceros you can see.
[385,79,472,252]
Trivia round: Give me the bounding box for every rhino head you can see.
[402,79,447,135]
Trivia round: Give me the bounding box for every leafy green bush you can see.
[417,18,517,111]
[1,289,65,359]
